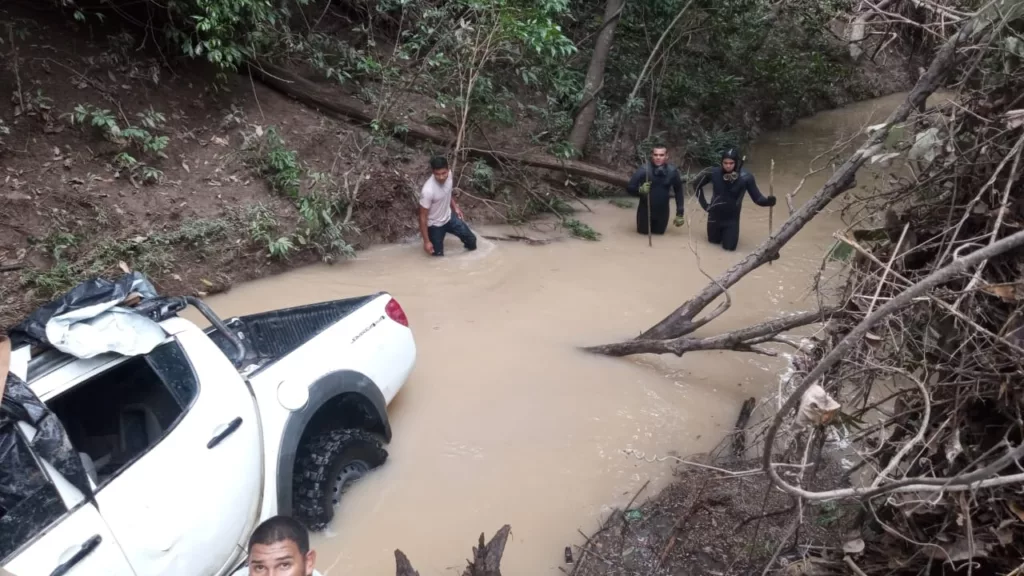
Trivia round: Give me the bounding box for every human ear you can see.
[305,550,317,576]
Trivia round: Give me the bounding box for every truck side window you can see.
[45,339,200,489]
[0,431,67,562]
[146,339,200,409]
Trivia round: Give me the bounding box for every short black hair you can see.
[248,515,310,556]
[651,144,668,152]
[429,155,449,170]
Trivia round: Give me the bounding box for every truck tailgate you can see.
[205,294,377,370]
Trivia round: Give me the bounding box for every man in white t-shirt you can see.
[418,155,477,256]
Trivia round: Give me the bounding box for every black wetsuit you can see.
[626,163,684,235]
[693,167,773,251]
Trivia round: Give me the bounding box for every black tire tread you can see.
[292,428,387,530]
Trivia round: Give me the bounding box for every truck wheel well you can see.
[298,393,388,448]
[276,370,391,517]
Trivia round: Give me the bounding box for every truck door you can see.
[2,424,135,576]
[41,331,262,576]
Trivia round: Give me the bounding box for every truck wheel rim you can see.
[332,461,370,506]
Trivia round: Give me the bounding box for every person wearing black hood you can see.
[625,145,685,235]
[693,148,776,251]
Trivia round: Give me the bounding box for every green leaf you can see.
[828,240,854,262]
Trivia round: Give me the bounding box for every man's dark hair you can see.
[651,144,668,152]
[248,515,310,556]
[429,155,449,170]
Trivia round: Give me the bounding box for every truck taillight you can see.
[385,298,409,327]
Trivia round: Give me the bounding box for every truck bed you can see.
[204,293,379,373]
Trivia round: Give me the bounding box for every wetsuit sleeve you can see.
[672,169,684,216]
[693,171,710,211]
[745,174,774,207]
[626,167,646,197]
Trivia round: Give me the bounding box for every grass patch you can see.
[563,218,600,241]
[249,129,356,263]
[21,214,250,298]
[255,127,301,197]
[609,198,635,209]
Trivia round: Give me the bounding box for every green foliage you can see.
[469,159,496,196]
[563,218,600,240]
[403,0,577,130]
[243,203,279,243]
[251,132,355,263]
[828,239,855,262]
[268,236,295,259]
[609,197,635,208]
[258,126,301,197]
[237,203,297,260]
[545,0,854,152]
[21,217,234,297]
[293,171,356,263]
[68,104,170,184]
[686,126,744,168]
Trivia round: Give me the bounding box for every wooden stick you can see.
[646,163,653,247]
[768,158,775,266]
[647,193,653,247]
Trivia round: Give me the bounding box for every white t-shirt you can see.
[419,175,453,227]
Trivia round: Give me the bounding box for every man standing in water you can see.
[419,155,477,256]
[693,148,776,251]
[626,145,686,235]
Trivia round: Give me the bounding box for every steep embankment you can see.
[0,6,428,329]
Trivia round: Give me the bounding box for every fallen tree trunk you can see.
[598,18,986,349]
[395,525,512,576]
[249,62,629,188]
[583,307,839,357]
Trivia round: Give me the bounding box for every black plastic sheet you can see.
[9,271,157,349]
[1,372,93,559]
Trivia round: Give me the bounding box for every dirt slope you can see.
[0,7,447,330]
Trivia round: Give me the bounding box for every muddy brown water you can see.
[201,94,907,575]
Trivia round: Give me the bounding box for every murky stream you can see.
[203,94,906,575]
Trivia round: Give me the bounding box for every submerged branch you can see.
[583,308,838,357]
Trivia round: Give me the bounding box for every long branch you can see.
[625,18,983,344]
[582,308,838,357]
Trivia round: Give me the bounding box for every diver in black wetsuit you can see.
[693,148,776,251]
[625,146,685,235]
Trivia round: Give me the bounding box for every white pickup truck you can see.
[1,291,416,576]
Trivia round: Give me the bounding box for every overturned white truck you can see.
[0,273,416,575]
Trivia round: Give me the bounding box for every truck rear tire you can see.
[292,428,388,530]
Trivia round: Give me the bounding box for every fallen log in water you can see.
[249,62,629,188]
[395,525,512,576]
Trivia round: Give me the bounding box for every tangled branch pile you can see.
[759,0,1024,572]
